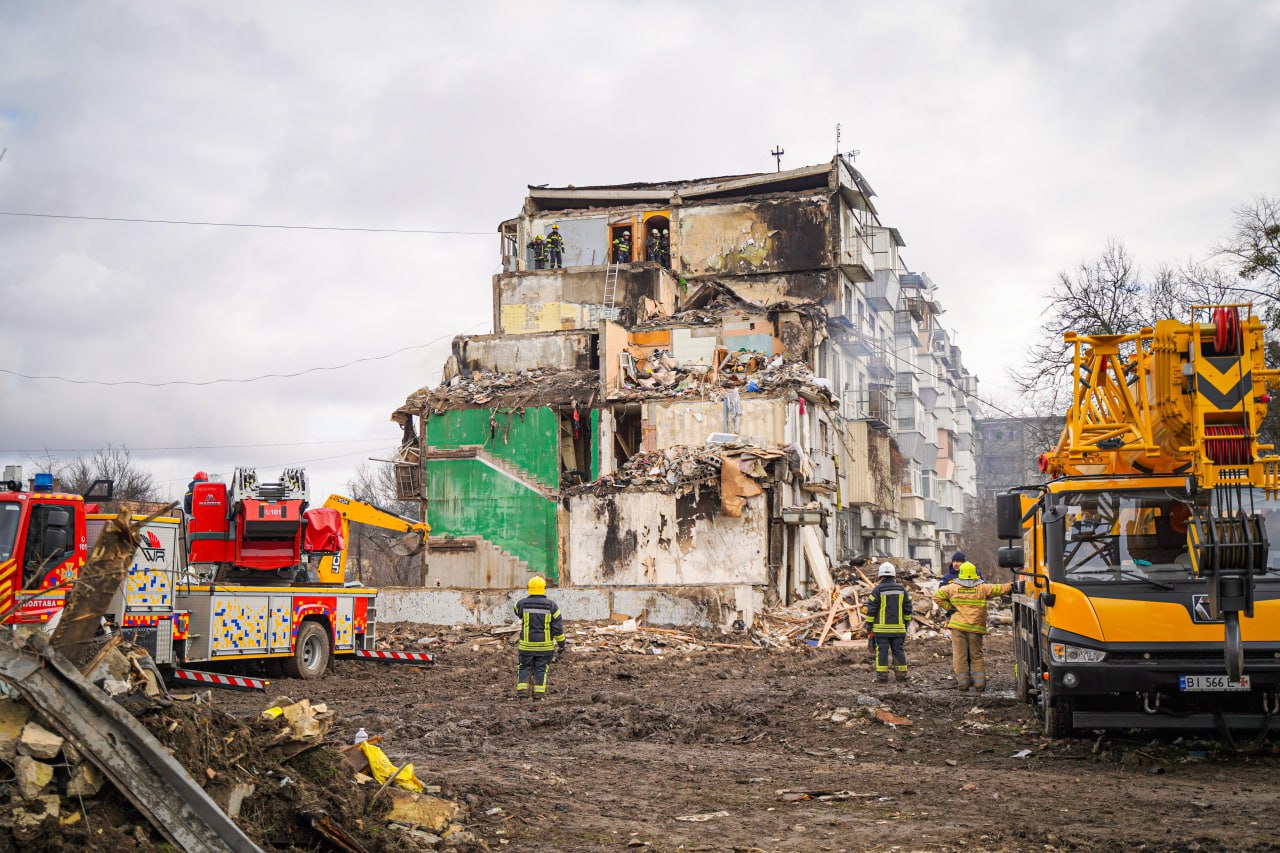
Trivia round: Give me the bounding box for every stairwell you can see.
[424,444,557,499]
[427,535,536,588]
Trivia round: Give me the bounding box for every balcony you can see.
[867,340,895,380]
[850,385,895,431]
[894,310,919,343]
[917,369,940,408]
[802,449,839,494]
[895,371,919,397]
[867,268,900,312]
[903,296,926,321]
[839,233,876,283]
[900,495,927,522]
[865,511,897,540]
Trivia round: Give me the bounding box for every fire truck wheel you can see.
[284,621,331,680]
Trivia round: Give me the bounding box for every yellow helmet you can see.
[959,561,979,580]
[527,575,547,594]
[551,224,559,230]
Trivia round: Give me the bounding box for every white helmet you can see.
[877,562,896,577]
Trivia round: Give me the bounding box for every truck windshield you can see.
[0,502,20,561]
[1059,489,1280,583]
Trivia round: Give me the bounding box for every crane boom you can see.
[322,494,430,583]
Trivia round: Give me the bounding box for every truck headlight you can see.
[1050,642,1106,663]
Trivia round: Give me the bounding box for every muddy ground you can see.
[218,626,1280,853]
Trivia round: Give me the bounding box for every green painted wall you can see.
[590,409,600,482]
[425,407,604,584]
[426,459,558,582]
[428,408,559,491]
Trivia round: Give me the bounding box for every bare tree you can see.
[1013,240,1252,411]
[30,445,159,501]
[344,461,423,587]
[1216,195,1280,322]
[1218,195,1280,284]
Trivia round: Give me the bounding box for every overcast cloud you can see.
[2,0,1279,500]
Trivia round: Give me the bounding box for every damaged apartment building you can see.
[389,157,979,608]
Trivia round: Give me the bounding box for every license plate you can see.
[1179,674,1250,691]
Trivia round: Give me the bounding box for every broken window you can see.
[612,404,642,468]
[559,406,593,487]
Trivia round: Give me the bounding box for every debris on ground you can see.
[753,557,949,648]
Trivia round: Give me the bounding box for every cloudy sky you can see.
[2,0,1279,501]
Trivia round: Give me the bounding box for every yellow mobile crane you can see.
[999,305,1280,736]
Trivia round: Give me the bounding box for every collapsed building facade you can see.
[390,158,979,611]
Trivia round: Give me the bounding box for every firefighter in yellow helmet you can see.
[513,574,566,699]
[547,224,565,269]
[934,561,1020,691]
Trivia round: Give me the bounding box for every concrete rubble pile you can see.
[754,558,949,649]
[616,350,837,403]
[407,366,600,412]
[584,442,784,493]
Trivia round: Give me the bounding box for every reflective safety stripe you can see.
[947,619,987,633]
[871,590,908,632]
[951,598,986,606]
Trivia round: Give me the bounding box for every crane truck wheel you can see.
[283,621,331,680]
[1042,695,1076,739]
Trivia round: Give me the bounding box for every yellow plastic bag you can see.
[359,741,425,793]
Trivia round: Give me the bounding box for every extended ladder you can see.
[600,262,621,321]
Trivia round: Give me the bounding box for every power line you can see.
[153,445,393,486]
[3,438,394,454]
[0,322,486,387]
[0,210,492,235]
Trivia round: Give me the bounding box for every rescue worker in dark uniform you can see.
[183,471,208,515]
[547,224,565,269]
[514,575,566,699]
[646,228,660,262]
[864,562,912,683]
[528,234,548,270]
[658,228,671,267]
[613,231,631,263]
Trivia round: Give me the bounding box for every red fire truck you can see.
[1,467,431,686]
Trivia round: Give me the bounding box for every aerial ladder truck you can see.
[2,467,433,686]
[999,305,1280,736]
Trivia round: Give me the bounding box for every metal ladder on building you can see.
[600,262,621,321]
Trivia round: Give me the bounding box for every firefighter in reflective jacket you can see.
[933,561,1019,691]
[864,562,912,682]
[514,575,566,699]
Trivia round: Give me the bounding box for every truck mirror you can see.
[996,492,1025,540]
[83,479,114,501]
[997,546,1025,569]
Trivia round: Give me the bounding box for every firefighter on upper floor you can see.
[547,224,565,269]
[528,233,548,270]
[612,230,631,263]
[933,561,1019,691]
[514,575,566,700]
[658,228,671,267]
[646,228,660,263]
[864,562,912,683]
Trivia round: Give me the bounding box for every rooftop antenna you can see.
[770,145,785,172]
[836,125,860,164]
